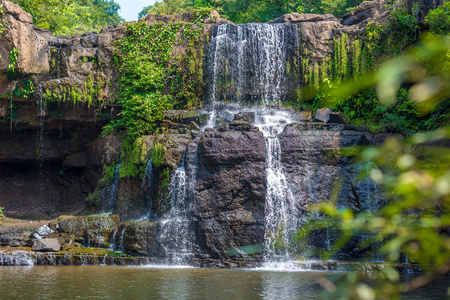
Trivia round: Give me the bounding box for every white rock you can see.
[36,225,54,237]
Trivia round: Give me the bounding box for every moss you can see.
[150,142,166,168]
[43,71,106,107]
[119,137,148,179]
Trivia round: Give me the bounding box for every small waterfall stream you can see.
[37,83,45,193]
[140,157,154,219]
[107,162,121,212]
[256,111,299,266]
[158,152,193,265]
[206,102,303,266]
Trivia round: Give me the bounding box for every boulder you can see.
[314,108,333,123]
[329,112,345,124]
[187,121,200,131]
[293,111,313,122]
[32,238,61,252]
[120,220,162,257]
[0,227,34,247]
[342,0,390,26]
[84,214,120,248]
[278,123,384,214]
[141,9,232,25]
[404,0,445,23]
[220,111,235,122]
[36,225,54,237]
[234,112,255,123]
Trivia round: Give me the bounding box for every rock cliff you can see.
[0,0,444,263]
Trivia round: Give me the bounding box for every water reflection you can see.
[0,266,448,299]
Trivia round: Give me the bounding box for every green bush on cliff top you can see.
[426,2,450,35]
[9,0,124,35]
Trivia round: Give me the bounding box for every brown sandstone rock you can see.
[342,0,390,26]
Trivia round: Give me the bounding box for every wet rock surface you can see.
[279,123,382,211]
[120,220,162,257]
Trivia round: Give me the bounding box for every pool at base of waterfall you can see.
[0,266,448,299]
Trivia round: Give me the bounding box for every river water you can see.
[0,266,448,299]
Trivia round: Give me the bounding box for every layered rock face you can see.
[195,124,267,258]
[279,123,381,211]
[0,1,222,218]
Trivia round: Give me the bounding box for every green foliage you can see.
[5,100,22,124]
[12,79,35,98]
[297,34,450,299]
[0,4,8,36]
[0,206,4,225]
[159,167,171,203]
[299,6,448,135]
[102,162,118,183]
[9,0,124,35]
[188,0,364,23]
[332,88,428,135]
[147,0,189,15]
[43,72,106,107]
[149,142,170,209]
[138,0,363,23]
[109,20,205,137]
[138,4,155,19]
[425,2,450,35]
[387,3,420,49]
[151,142,167,168]
[7,47,19,80]
[119,137,148,178]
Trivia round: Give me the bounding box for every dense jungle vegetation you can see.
[9,0,123,35]
[138,0,365,22]
[137,1,450,136]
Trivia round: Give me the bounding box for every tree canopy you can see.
[137,0,364,23]
[10,0,124,35]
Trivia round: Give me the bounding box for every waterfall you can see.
[108,162,121,211]
[207,23,299,105]
[140,157,154,219]
[56,46,61,79]
[37,83,45,193]
[206,23,302,266]
[256,111,299,265]
[158,151,193,265]
[98,162,121,212]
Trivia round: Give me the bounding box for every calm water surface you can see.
[0,266,448,299]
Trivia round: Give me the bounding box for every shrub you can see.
[425,2,450,35]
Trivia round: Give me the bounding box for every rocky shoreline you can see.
[0,247,423,275]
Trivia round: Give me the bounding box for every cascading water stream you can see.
[38,83,45,193]
[207,23,298,104]
[108,162,121,211]
[207,23,302,266]
[158,151,193,265]
[139,157,154,219]
[256,111,300,267]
